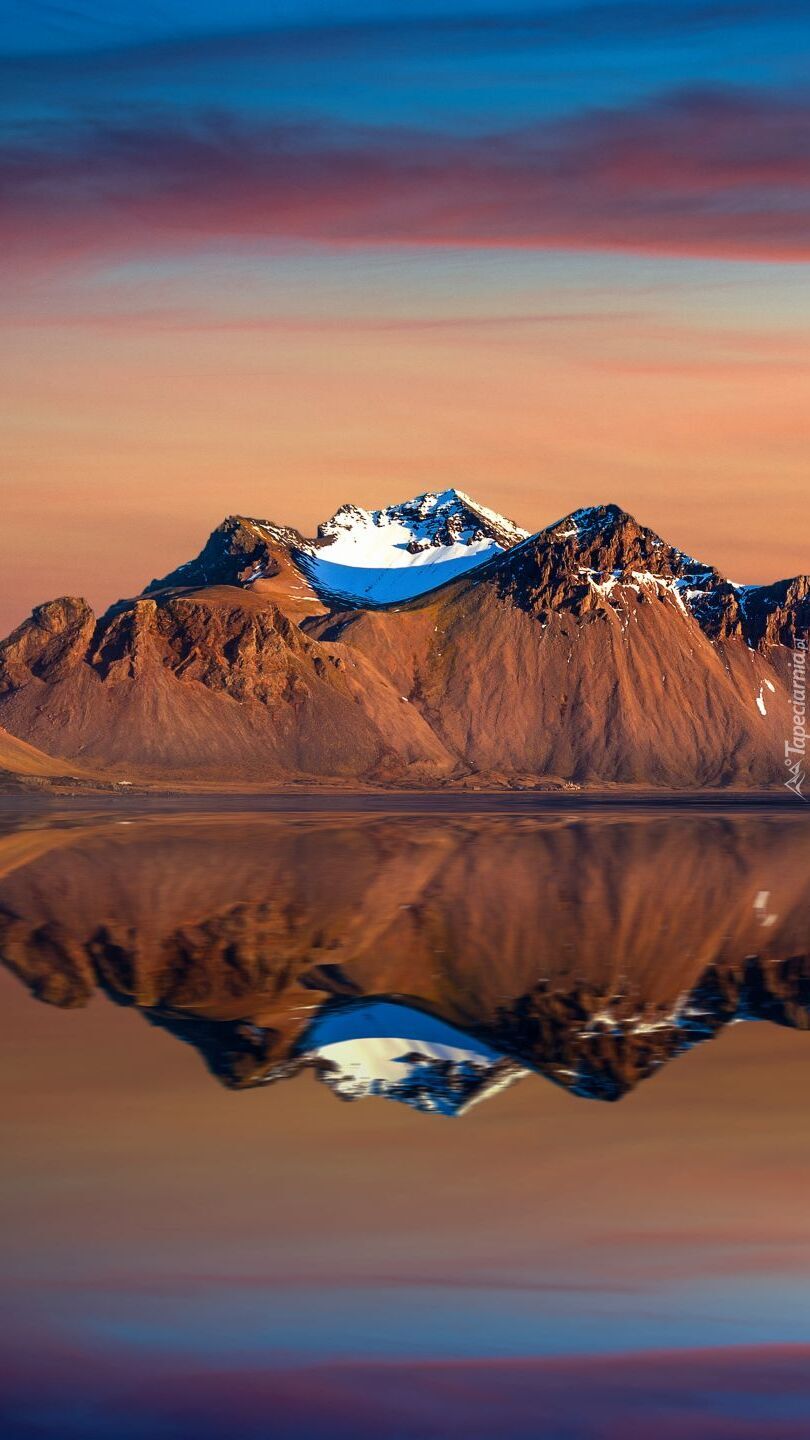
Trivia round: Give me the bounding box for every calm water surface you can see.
[1,804,810,1438]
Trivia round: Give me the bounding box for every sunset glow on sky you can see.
[1,1,808,634]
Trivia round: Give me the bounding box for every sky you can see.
[1,0,809,634]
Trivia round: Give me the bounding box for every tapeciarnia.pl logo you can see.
[785,636,807,800]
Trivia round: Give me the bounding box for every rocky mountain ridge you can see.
[0,492,806,788]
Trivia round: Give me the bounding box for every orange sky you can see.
[2,281,809,638]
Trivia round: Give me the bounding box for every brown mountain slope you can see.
[0,501,805,788]
[308,507,802,787]
[0,592,452,782]
[0,724,83,780]
[144,514,328,623]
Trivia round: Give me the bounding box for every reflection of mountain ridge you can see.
[1,812,809,1112]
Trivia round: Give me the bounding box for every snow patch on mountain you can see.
[302,1000,523,1115]
[293,488,527,606]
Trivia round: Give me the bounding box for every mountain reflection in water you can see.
[2,808,809,1115]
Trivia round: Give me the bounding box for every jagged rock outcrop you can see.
[745,575,810,648]
[0,588,451,781]
[493,504,719,618]
[146,514,304,593]
[0,597,95,693]
[315,490,526,556]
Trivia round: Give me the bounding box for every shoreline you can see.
[0,787,806,818]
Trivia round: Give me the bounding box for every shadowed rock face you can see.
[489,506,808,648]
[745,575,810,649]
[0,598,96,691]
[1,811,808,1113]
[145,515,308,595]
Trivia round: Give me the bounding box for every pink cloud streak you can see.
[4,1343,810,1439]
[2,88,809,266]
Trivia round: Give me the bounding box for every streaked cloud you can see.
[2,87,809,265]
[5,1343,810,1439]
[4,1,805,71]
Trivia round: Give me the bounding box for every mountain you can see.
[2,811,809,1110]
[146,488,526,608]
[309,503,807,786]
[295,489,528,605]
[0,593,450,783]
[0,491,806,788]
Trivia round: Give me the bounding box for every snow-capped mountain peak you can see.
[302,1001,526,1116]
[296,488,527,606]
[319,488,525,547]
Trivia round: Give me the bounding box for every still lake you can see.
[1,801,810,1439]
